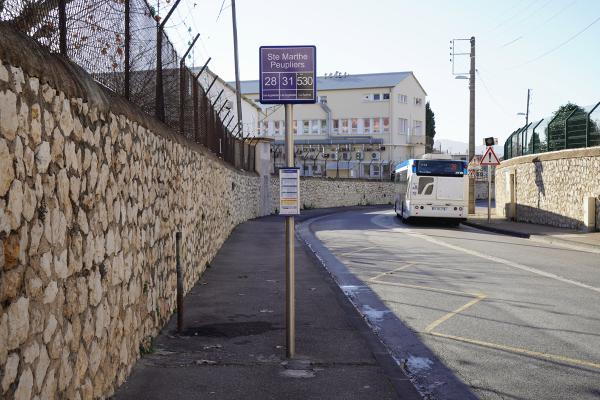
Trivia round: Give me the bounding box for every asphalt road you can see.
[307,208,600,400]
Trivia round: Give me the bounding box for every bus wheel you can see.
[400,203,407,223]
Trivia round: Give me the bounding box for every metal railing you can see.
[0,0,256,172]
[504,101,600,160]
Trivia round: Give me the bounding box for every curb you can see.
[461,220,530,238]
[297,212,479,400]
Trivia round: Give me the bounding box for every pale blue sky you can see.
[164,0,600,146]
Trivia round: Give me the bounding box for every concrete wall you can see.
[495,147,600,230]
[271,177,395,212]
[475,181,495,200]
[0,26,262,399]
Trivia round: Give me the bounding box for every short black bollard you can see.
[176,232,183,333]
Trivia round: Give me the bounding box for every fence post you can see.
[155,26,164,121]
[564,108,578,150]
[58,0,67,56]
[193,82,199,142]
[586,102,600,147]
[124,0,130,100]
[155,0,182,122]
[531,119,543,154]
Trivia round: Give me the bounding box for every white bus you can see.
[393,154,468,224]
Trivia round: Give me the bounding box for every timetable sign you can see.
[259,46,317,104]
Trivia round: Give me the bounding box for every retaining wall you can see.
[270,177,395,212]
[495,147,600,230]
[0,26,261,399]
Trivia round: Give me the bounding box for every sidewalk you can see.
[113,212,420,400]
[464,211,600,252]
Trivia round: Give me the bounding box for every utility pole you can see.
[231,0,244,159]
[525,89,531,128]
[468,36,476,214]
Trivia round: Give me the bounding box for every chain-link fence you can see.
[0,0,255,172]
[504,101,600,160]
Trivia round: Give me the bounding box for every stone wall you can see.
[270,177,395,212]
[0,26,261,399]
[495,147,600,230]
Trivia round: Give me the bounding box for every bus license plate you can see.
[432,207,447,211]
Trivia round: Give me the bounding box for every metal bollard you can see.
[176,232,183,333]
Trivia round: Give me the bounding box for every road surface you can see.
[305,208,600,400]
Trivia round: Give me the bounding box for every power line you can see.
[476,69,510,116]
[508,13,600,69]
[500,0,578,48]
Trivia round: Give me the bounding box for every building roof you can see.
[234,72,425,95]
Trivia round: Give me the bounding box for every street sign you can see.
[259,46,317,104]
[279,168,300,215]
[481,146,501,166]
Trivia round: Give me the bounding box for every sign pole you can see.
[284,103,295,358]
[487,164,491,224]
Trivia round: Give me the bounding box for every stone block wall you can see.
[270,177,395,212]
[0,27,260,399]
[495,147,600,230]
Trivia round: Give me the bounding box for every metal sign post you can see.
[481,142,500,224]
[259,45,316,359]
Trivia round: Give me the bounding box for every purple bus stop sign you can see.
[259,46,317,104]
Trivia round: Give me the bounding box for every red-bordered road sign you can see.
[481,146,501,166]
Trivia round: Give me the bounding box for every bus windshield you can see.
[416,160,465,177]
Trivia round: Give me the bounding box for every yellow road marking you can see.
[429,331,600,370]
[370,280,480,297]
[424,294,486,333]
[369,263,415,282]
[338,246,378,257]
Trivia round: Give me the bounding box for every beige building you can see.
[238,71,427,178]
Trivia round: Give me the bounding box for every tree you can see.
[550,102,585,127]
[425,101,436,153]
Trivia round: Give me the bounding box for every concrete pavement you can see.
[464,202,600,252]
[113,210,421,400]
[306,208,600,400]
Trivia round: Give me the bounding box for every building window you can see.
[398,94,408,104]
[414,97,423,106]
[272,121,279,135]
[373,118,381,133]
[398,118,408,134]
[413,120,423,135]
[303,120,309,134]
[364,118,371,133]
[321,120,328,134]
[293,120,297,134]
[383,117,390,133]
[332,119,339,133]
[341,119,349,134]
[362,94,371,102]
[351,118,358,133]
[311,120,320,134]
[373,93,381,101]
[383,93,390,100]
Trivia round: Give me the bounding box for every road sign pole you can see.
[284,103,295,359]
[487,164,491,224]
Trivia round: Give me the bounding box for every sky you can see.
[162,0,600,148]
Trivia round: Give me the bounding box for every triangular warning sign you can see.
[481,147,501,166]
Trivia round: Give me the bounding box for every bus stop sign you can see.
[259,46,317,104]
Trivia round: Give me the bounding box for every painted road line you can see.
[338,246,379,257]
[370,214,600,296]
[428,331,600,370]
[370,280,481,298]
[369,263,415,282]
[424,294,486,333]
